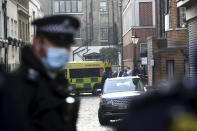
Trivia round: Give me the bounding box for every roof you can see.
[84,52,100,57]
[106,76,140,81]
[69,61,103,64]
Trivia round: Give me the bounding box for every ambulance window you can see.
[83,68,100,77]
[70,69,84,78]
[70,68,101,78]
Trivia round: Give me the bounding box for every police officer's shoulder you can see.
[129,81,186,112]
[129,91,170,111]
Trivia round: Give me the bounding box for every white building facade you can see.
[29,0,41,42]
[7,0,20,71]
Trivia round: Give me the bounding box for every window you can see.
[33,11,36,35]
[100,28,108,41]
[26,23,29,41]
[0,12,1,37]
[139,2,153,26]
[60,1,65,12]
[14,21,17,38]
[54,1,60,13]
[169,0,172,28]
[54,0,82,13]
[71,0,77,12]
[65,0,71,12]
[167,60,174,79]
[22,22,25,40]
[7,17,9,37]
[75,29,81,38]
[11,19,13,36]
[19,20,22,39]
[178,7,186,28]
[100,1,107,12]
[70,68,101,78]
[140,43,147,57]
[78,0,82,12]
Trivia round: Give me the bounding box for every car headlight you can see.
[101,98,113,105]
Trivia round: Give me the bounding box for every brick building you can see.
[147,0,188,85]
[122,0,156,70]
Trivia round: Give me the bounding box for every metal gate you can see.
[188,17,197,77]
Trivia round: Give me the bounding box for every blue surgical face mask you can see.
[42,47,70,71]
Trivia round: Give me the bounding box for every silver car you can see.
[98,76,144,125]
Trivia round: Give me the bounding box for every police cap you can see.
[32,15,80,45]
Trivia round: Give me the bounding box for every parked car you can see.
[98,76,144,125]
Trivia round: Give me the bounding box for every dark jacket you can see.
[7,46,79,131]
[0,65,34,131]
[118,80,197,131]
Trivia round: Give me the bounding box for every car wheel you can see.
[92,84,99,95]
[98,108,109,126]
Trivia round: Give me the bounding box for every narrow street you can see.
[77,94,116,131]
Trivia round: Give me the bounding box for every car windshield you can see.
[103,78,143,94]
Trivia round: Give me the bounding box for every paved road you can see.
[77,94,116,131]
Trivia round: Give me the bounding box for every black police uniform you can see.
[6,15,80,131]
[118,79,197,131]
[0,66,34,131]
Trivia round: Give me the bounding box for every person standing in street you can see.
[6,15,80,131]
[122,69,129,77]
[127,67,132,76]
[117,70,123,77]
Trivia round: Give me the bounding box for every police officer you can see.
[6,15,80,131]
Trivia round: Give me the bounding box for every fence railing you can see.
[138,74,148,85]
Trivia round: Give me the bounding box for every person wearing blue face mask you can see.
[6,15,80,131]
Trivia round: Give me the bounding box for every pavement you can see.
[77,94,117,131]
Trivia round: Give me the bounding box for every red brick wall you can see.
[123,28,156,70]
[155,0,159,37]
[147,37,186,85]
[167,29,188,47]
[166,0,188,47]
[154,49,185,85]
[124,61,134,70]
[171,0,178,30]
[123,44,133,60]
[135,28,156,59]
[139,2,153,26]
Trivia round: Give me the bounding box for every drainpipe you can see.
[2,0,8,72]
[119,0,123,70]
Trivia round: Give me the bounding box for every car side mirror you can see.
[144,85,155,92]
[97,89,102,95]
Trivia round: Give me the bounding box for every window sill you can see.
[100,40,108,42]
[175,28,187,30]
[99,12,108,15]
[165,28,173,31]
[74,38,82,40]
[166,28,187,32]
[54,12,84,15]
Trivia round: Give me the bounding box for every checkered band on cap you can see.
[38,20,77,34]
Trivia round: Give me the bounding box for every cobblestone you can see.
[77,94,115,131]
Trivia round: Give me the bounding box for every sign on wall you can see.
[141,57,147,65]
